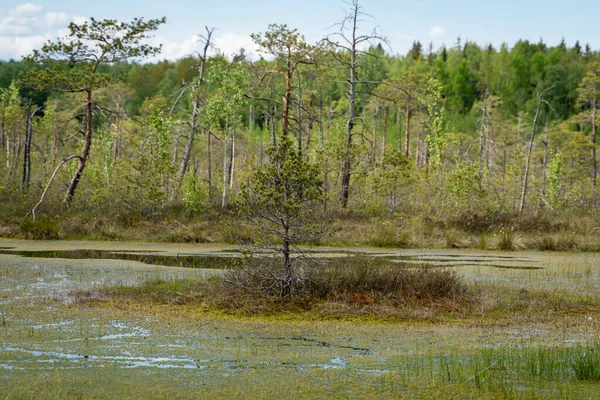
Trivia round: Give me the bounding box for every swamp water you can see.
[0,238,599,398]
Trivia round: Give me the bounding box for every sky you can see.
[1,0,599,61]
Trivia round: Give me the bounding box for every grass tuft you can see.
[19,218,61,240]
[571,347,600,381]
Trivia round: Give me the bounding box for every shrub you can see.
[369,229,410,248]
[19,218,60,240]
[537,234,580,251]
[224,257,469,304]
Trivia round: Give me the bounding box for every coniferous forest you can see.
[1,4,600,249]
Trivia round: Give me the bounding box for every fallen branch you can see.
[27,154,82,220]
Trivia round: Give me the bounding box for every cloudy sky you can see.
[1,0,599,61]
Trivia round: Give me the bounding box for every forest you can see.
[1,7,599,250]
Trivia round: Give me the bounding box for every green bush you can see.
[19,218,60,240]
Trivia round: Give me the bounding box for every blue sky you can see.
[1,1,599,61]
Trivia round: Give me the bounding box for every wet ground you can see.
[0,238,599,398]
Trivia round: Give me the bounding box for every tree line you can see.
[1,1,599,231]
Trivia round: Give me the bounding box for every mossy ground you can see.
[1,239,599,398]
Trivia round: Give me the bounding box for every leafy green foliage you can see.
[239,138,323,245]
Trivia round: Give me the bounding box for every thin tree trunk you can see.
[65,90,94,204]
[270,103,277,147]
[479,88,489,188]
[382,106,388,159]
[282,231,291,297]
[372,110,377,166]
[340,5,359,208]
[538,123,549,211]
[112,102,122,163]
[1,103,5,152]
[281,53,292,140]
[208,131,212,202]
[404,104,411,158]
[221,136,228,208]
[229,126,235,189]
[22,105,33,189]
[519,87,552,214]
[592,99,597,187]
[296,71,303,158]
[177,28,213,197]
[28,155,81,220]
[396,107,402,152]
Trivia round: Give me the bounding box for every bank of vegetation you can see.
[0,2,598,252]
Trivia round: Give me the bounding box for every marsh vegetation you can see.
[1,239,599,398]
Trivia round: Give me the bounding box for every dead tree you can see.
[519,86,553,215]
[323,0,386,208]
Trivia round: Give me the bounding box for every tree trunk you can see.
[397,107,402,152]
[229,126,235,189]
[519,87,552,214]
[382,106,388,159]
[592,99,597,187]
[177,97,199,196]
[404,104,411,158]
[1,103,5,152]
[177,29,213,197]
[65,90,93,204]
[221,136,228,208]
[208,131,213,202]
[112,101,122,163]
[372,110,377,166]
[270,102,277,147]
[479,88,489,189]
[538,123,549,211]
[340,10,358,208]
[22,105,34,189]
[296,71,303,158]
[281,225,291,297]
[281,53,292,140]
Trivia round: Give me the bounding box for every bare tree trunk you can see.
[592,99,597,187]
[29,155,81,220]
[0,103,5,153]
[221,136,228,208]
[270,102,277,147]
[296,71,303,158]
[65,90,94,204]
[281,222,291,297]
[177,28,214,197]
[22,105,35,189]
[281,52,293,140]
[519,87,552,214]
[404,104,411,158]
[112,101,122,163]
[340,9,358,208]
[382,106,388,159]
[538,123,549,211]
[372,110,377,166]
[208,131,213,203]
[396,107,402,152]
[229,126,235,189]
[479,88,489,189]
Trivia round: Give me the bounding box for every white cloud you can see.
[43,12,69,28]
[429,25,447,39]
[150,34,201,61]
[0,3,85,59]
[9,3,43,17]
[146,31,260,62]
[213,32,260,59]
